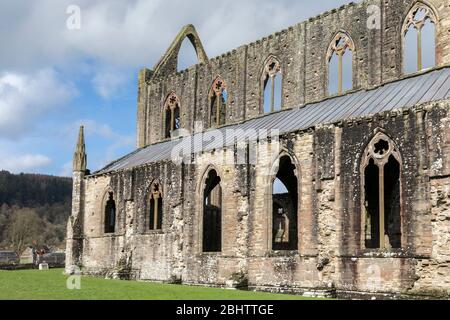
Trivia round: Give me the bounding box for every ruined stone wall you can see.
[77,100,450,296]
[79,161,186,281]
[323,101,449,297]
[130,161,184,281]
[81,174,118,274]
[410,176,450,296]
[243,104,448,295]
[410,101,450,296]
[182,150,249,286]
[137,0,450,148]
[246,132,324,292]
[382,0,450,82]
[330,110,423,294]
[74,0,450,297]
[433,0,450,65]
[304,0,383,101]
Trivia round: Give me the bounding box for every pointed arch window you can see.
[403,3,437,73]
[202,169,222,252]
[164,92,181,139]
[271,155,298,251]
[209,77,227,128]
[361,133,402,250]
[262,56,282,113]
[327,32,354,95]
[104,192,116,234]
[153,25,208,76]
[178,36,199,72]
[148,182,163,230]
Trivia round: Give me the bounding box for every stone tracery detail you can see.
[209,76,227,127]
[326,32,355,62]
[361,133,402,250]
[403,3,437,34]
[264,56,281,78]
[164,92,181,138]
[402,3,437,72]
[327,32,354,95]
[262,56,282,114]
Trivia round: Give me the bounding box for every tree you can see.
[0,171,72,251]
[6,208,45,254]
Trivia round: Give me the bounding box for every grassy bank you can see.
[0,268,318,300]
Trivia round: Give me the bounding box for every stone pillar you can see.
[435,0,450,66]
[65,126,87,274]
[137,68,152,149]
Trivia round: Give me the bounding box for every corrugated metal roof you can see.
[95,67,450,175]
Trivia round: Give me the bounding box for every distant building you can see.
[20,247,35,264]
[0,251,20,266]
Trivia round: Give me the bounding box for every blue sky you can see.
[0,0,352,177]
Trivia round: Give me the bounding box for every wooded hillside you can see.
[0,171,72,253]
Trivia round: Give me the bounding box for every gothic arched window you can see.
[361,133,402,250]
[262,56,282,114]
[403,3,437,73]
[271,155,298,251]
[327,32,354,95]
[202,169,222,252]
[148,182,163,230]
[209,77,227,128]
[164,92,181,139]
[104,192,116,234]
[178,36,199,72]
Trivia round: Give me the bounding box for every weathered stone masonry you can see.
[67,0,450,298]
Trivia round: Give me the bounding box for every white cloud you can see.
[0,0,353,70]
[0,68,76,139]
[91,68,129,99]
[0,154,52,173]
[0,0,352,102]
[75,119,127,140]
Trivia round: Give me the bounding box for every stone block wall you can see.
[72,0,450,298]
[75,101,450,297]
[182,151,249,285]
[137,0,450,148]
[74,101,450,296]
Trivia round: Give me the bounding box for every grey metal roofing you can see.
[95,67,450,175]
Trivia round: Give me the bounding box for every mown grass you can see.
[0,268,318,300]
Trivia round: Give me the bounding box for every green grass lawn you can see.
[0,268,317,300]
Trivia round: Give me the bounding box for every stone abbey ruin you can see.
[66,0,450,299]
